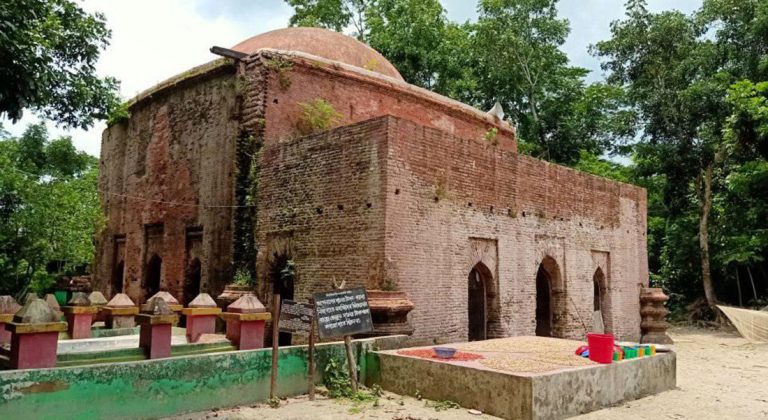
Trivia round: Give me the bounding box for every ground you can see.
[173,326,768,419]
[577,326,768,420]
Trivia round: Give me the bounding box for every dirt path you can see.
[176,392,500,420]
[175,327,768,419]
[575,326,768,420]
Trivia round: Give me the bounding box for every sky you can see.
[3,0,701,157]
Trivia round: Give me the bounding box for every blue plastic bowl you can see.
[433,347,457,359]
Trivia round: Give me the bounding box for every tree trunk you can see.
[699,163,718,308]
[736,267,743,307]
[527,90,547,159]
[747,266,758,303]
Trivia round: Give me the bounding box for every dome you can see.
[231,27,403,81]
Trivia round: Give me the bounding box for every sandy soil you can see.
[575,326,768,420]
[173,327,768,420]
[174,391,501,420]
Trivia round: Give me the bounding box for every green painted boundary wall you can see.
[0,335,406,419]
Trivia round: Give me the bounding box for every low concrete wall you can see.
[0,335,406,419]
[372,351,676,420]
[533,352,676,419]
[372,352,533,419]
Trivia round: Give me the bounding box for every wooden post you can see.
[308,311,316,400]
[344,335,358,393]
[270,293,281,399]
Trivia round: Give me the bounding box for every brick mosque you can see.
[94,27,649,343]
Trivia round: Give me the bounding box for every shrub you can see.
[296,99,343,136]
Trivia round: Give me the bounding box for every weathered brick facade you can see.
[94,61,239,303]
[95,29,648,342]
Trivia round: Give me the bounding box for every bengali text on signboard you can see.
[278,300,314,336]
[313,288,373,339]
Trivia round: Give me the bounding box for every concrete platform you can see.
[57,328,226,354]
[373,336,676,420]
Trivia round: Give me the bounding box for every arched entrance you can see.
[183,258,202,306]
[144,254,162,301]
[270,255,295,346]
[535,256,563,337]
[468,262,493,341]
[112,260,124,295]
[535,264,552,337]
[593,267,607,333]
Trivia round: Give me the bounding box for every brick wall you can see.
[382,116,647,342]
[94,68,239,304]
[258,52,516,152]
[256,118,389,305]
[95,50,648,344]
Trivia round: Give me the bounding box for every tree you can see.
[285,0,633,165]
[0,124,102,297]
[286,0,371,40]
[468,0,635,164]
[366,0,455,90]
[594,0,768,311]
[0,0,120,129]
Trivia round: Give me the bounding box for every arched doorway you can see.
[468,262,493,341]
[535,256,563,337]
[535,264,552,337]
[183,258,202,306]
[144,254,162,301]
[270,255,295,346]
[112,260,124,295]
[593,267,607,333]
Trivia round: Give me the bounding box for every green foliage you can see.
[323,357,354,398]
[426,399,460,411]
[381,272,398,291]
[322,359,382,413]
[287,0,371,39]
[483,127,499,146]
[267,396,281,408]
[285,0,633,165]
[726,80,768,158]
[573,151,632,183]
[264,57,294,89]
[107,102,131,127]
[296,98,343,135]
[232,268,254,286]
[0,124,102,297]
[365,0,467,93]
[594,0,768,310]
[0,0,121,129]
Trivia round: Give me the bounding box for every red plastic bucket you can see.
[587,333,614,364]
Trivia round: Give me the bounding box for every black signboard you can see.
[278,300,314,336]
[313,288,374,339]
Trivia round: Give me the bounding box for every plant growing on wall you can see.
[381,273,398,291]
[296,98,343,136]
[483,127,498,146]
[106,101,131,127]
[433,179,448,202]
[280,259,296,283]
[233,268,254,286]
[264,57,294,90]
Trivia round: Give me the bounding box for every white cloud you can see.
[3,0,701,156]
